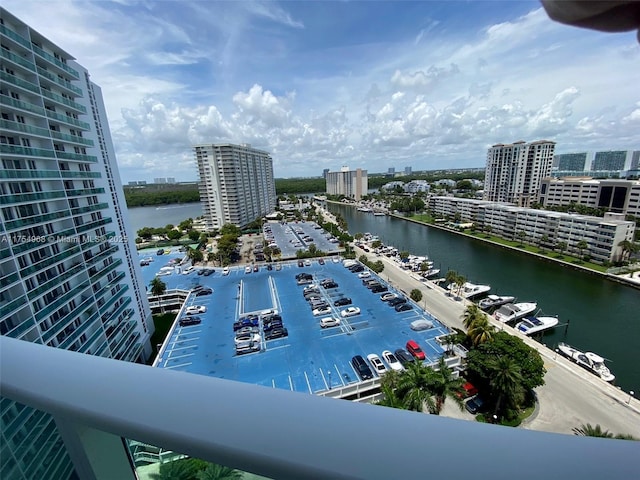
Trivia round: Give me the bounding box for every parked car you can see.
[358,271,371,279]
[351,355,373,380]
[322,281,339,289]
[275,264,282,271]
[203,268,215,276]
[318,258,325,265]
[349,265,364,273]
[265,327,288,340]
[388,297,407,306]
[197,269,205,276]
[406,340,426,360]
[185,305,206,315]
[253,265,259,272]
[195,288,213,297]
[367,354,387,376]
[340,307,361,318]
[334,297,352,307]
[312,306,332,316]
[234,332,261,345]
[179,317,201,327]
[263,319,283,332]
[157,249,164,255]
[320,317,341,328]
[382,350,404,371]
[380,292,398,302]
[222,267,230,276]
[394,348,415,367]
[297,260,304,267]
[395,304,412,312]
[244,266,251,274]
[457,382,479,399]
[465,395,486,414]
[370,284,388,293]
[235,341,260,355]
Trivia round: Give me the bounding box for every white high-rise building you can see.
[194,143,276,230]
[1,8,153,479]
[484,140,556,207]
[325,166,368,200]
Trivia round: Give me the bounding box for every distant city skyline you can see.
[5,1,639,182]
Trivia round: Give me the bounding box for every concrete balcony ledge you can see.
[0,336,637,480]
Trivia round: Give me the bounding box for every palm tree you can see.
[462,304,483,330]
[197,463,243,480]
[375,382,407,410]
[445,270,458,295]
[149,277,167,296]
[467,315,495,346]
[429,357,465,414]
[395,361,436,413]
[539,234,549,252]
[150,459,199,480]
[576,240,588,260]
[617,239,638,262]
[572,423,614,438]
[516,230,526,246]
[487,355,525,418]
[454,273,466,298]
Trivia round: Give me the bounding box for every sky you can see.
[4,1,640,182]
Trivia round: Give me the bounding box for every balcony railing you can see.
[0,336,637,480]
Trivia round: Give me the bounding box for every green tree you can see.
[399,250,410,261]
[179,219,193,231]
[467,315,495,346]
[410,289,423,303]
[516,230,526,246]
[375,382,407,410]
[454,273,466,298]
[395,361,436,413]
[487,355,525,419]
[466,331,546,392]
[137,227,155,240]
[445,270,458,295]
[618,239,637,262]
[371,239,382,249]
[150,458,199,480]
[188,229,201,242]
[572,423,614,438]
[557,241,567,256]
[196,463,243,480]
[220,223,241,237]
[354,232,364,240]
[429,357,465,414]
[576,240,588,259]
[462,304,483,330]
[149,278,167,296]
[167,229,182,241]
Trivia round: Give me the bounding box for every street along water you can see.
[327,202,640,394]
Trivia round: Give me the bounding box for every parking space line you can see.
[334,364,346,386]
[304,371,312,394]
[164,362,192,370]
[167,352,195,361]
[288,375,294,391]
[319,369,328,390]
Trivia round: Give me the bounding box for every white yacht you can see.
[493,302,537,323]
[557,343,615,382]
[478,294,515,311]
[515,316,559,335]
[448,282,491,299]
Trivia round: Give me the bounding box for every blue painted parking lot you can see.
[143,250,450,394]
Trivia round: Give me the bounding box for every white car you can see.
[234,333,261,345]
[222,266,230,276]
[367,354,388,375]
[182,266,195,275]
[185,305,206,315]
[358,271,371,279]
[312,306,332,316]
[340,307,361,318]
[382,350,404,371]
[320,317,341,328]
[380,292,398,302]
[244,266,251,274]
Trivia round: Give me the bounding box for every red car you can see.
[406,340,425,361]
[457,381,479,399]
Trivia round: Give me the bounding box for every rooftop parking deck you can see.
[143,250,450,394]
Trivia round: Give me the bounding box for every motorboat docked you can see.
[556,342,615,382]
[448,282,491,299]
[515,316,559,335]
[493,302,537,323]
[478,294,516,311]
[357,206,372,212]
[421,268,441,279]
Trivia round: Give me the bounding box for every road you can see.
[355,244,640,437]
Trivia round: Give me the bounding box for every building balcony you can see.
[50,129,95,147]
[56,151,98,163]
[0,23,33,49]
[36,66,83,96]
[40,88,86,114]
[0,143,56,160]
[0,94,46,116]
[0,70,40,94]
[4,209,69,231]
[0,47,36,72]
[45,110,90,130]
[31,44,80,80]
[0,169,61,180]
[0,336,636,480]
[65,187,106,197]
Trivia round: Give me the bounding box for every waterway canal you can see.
[327,202,640,393]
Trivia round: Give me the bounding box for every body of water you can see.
[126,203,203,235]
[327,202,640,393]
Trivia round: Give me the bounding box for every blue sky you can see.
[5,1,640,182]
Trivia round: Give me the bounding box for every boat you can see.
[357,206,372,212]
[493,302,537,323]
[448,282,491,299]
[515,316,559,335]
[478,294,516,311]
[557,342,615,382]
[422,268,441,278]
[373,211,386,216]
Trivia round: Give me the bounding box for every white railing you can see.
[1,336,637,480]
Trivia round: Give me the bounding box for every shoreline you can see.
[324,200,640,291]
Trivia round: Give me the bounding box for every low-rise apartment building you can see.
[428,196,635,264]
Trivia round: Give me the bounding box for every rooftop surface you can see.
[142,251,449,394]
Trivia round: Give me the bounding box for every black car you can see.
[203,269,215,276]
[157,249,164,255]
[351,355,374,380]
[264,319,284,332]
[388,297,407,307]
[318,258,325,265]
[265,327,288,340]
[349,265,364,273]
[465,395,486,414]
[334,297,352,307]
[322,281,339,289]
[295,272,312,280]
[297,260,304,267]
[370,285,388,293]
[179,317,201,327]
[394,348,415,367]
[195,288,213,297]
[395,303,412,312]
[197,269,205,275]
[267,264,273,271]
